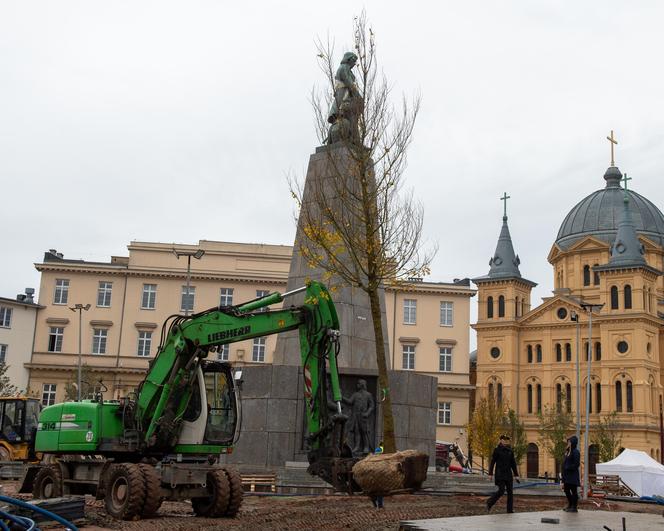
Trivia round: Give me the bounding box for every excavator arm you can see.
[133,281,348,465]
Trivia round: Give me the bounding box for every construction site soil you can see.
[3,481,662,530]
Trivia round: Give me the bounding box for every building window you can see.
[527,345,533,363]
[497,383,503,405]
[585,342,590,361]
[219,288,234,307]
[588,383,593,413]
[556,383,563,412]
[402,345,415,370]
[626,380,633,412]
[439,347,452,372]
[137,331,152,357]
[41,384,57,406]
[53,279,69,305]
[596,382,602,413]
[610,286,619,309]
[218,344,229,361]
[498,296,505,317]
[92,329,108,354]
[141,284,157,309]
[252,337,266,362]
[536,344,542,363]
[403,299,417,325]
[615,381,622,412]
[624,285,632,309]
[0,307,12,328]
[583,265,591,286]
[536,384,542,413]
[438,402,451,425]
[566,383,572,413]
[565,343,572,362]
[97,281,112,307]
[440,301,453,326]
[595,342,601,361]
[488,382,494,398]
[556,343,562,362]
[255,290,269,312]
[181,286,196,313]
[527,384,533,414]
[593,266,600,285]
[515,296,520,317]
[48,327,64,352]
[0,344,6,364]
[487,296,494,319]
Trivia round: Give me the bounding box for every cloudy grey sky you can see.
[2,1,664,331]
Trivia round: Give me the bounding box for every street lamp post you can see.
[173,248,205,316]
[571,311,581,442]
[69,303,91,402]
[580,302,603,500]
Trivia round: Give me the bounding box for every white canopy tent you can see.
[595,448,664,497]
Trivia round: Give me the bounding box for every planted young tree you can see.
[466,395,507,472]
[538,401,574,477]
[292,12,434,453]
[0,363,20,397]
[503,408,528,467]
[591,411,623,463]
[64,365,95,402]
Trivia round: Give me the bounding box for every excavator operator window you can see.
[24,400,40,443]
[204,371,236,444]
[182,374,202,422]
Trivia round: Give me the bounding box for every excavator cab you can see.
[0,397,41,461]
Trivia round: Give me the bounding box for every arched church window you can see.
[626,381,633,412]
[556,383,562,412]
[498,296,505,317]
[595,342,601,361]
[615,381,622,412]
[555,343,562,362]
[565,343,572,362]
[487,296,494,318]
[583,265,591,286]
[596,382,602,413]
[610,286,619,309]
[566,383,572,413]
[497,383,503,405]
[536,384,542,413]
[515,296,520,317]
[488,382,494,399]
[527,345,533,364]
[527,384,533,414]
[536,344,542,363]
[624,285,632,309]
[593,265,600,285]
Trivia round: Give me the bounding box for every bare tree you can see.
[537,401,574,478]
[292,12,434,453]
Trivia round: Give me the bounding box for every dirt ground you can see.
[4,481,663,531]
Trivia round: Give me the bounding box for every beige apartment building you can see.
[28,240,475,451]
[0,289,42,392]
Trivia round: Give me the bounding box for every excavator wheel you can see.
[0,445,11,461]
[138,463,162,518]
[222,467,243,517]
[191,469,230,517]
[104,463,146,520]
[32,465,63,499]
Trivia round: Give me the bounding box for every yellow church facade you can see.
[474,163,664,477]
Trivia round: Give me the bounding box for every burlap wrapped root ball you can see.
[352,449,428,495]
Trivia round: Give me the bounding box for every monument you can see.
[221,53,437,469]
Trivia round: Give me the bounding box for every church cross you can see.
[622,172,632,191]
[500,192,511,217]
[606,130,618,166]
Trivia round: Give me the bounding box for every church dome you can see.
[555,166,664,249]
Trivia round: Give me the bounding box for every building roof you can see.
[556,166,664,250]
[0,296,43,309]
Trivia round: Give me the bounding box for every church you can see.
[473,137,664,477]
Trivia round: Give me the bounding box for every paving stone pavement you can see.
[400,509,664,530]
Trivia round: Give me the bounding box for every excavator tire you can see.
[222,467,243,517]
[32,465,63,499]
[191,469,230,517]
[138,463,162,518]
[104,463,146,520]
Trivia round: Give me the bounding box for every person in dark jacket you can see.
[487,434,519,513]
[561,435,581,512]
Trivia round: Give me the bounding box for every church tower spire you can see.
[608,175,646,267]
[488,214,522,280]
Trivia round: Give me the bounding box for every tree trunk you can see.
[367,285,396,453]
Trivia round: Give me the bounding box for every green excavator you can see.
[20,281,355,520]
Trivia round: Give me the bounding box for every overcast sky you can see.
[2,1,664,339]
